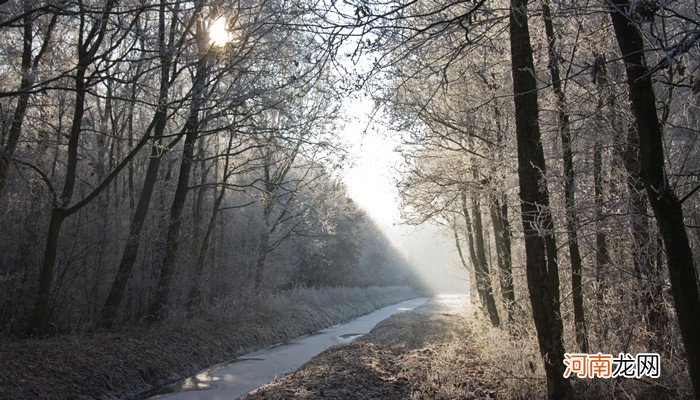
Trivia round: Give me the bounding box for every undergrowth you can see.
[0,285,419,400]
[468,305,693,399]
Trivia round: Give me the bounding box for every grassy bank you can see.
[243,295,500,399]
[242,295,693,400]
[0,285,419,400]
[467,306,693,399]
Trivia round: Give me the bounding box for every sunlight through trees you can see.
[0,0,698,398]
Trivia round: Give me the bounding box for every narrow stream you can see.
[148,297,429,400]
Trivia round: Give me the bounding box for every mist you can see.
[340,96,469,295]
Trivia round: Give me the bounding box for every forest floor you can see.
[242,295,693,400]
[242,295,502,400]
[0,285,418,400]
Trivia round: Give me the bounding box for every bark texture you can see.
[609,1,700,395]
[541,0,588,353]
[509,0,572,397]
[461,190,500,327]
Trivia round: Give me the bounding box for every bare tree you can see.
[27,0,120,335]
[508,0,571,396]
[0,4,56,193]
[541,0,588,353]
[608,0,700,395]
[99,0,191,328]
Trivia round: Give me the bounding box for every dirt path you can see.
[243,295,499,400]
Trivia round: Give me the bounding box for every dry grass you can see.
[236,295,692,400]
[244,295,501,400]
[0,285,418,400]
[466,306,694,399]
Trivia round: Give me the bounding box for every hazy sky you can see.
[339,96,469,295]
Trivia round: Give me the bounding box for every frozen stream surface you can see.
[148,297,430,400]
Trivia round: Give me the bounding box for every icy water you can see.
[148,297,429,400]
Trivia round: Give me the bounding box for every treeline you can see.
[331,0,700,397]
[0,0,414,337]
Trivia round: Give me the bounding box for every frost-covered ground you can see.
[243,295,500,399]
[150,297,429,399]
[0,286,419,400]
[238,294,692,400]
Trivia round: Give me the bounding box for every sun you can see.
[209,17,231,47]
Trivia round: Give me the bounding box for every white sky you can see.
[339,96,469,295]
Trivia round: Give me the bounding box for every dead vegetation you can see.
[0,286,418,400]
[244,295,694,399]
[244,295,500,400]
[467,305,694,400]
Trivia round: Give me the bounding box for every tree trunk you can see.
[99,2,172,328]
[98,133,166,328]
[0,13,33,194]
[593,94,610,314]
[26,45,91,334]
[0,11,55,194]
[462,190,500,327]
[509,0,572,397]
[252,148,283,293]
[609,2,700,394]
[541,0,589,354]
[253,229,271,292]
[27,208,64,334]
[489,194,515,323]
[627,157,666,344]
[191,139,207,256]
[605,62,665,346]
[188,133,235,309]
[463,207,480,293]
[452,220,478,304]
[148,53,208,320]
[187,186,226,309]
[147,128,198,319]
